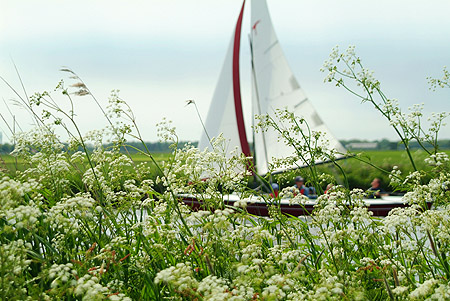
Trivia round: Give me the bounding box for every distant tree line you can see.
[1,139,449,154]
[0,143,14,154]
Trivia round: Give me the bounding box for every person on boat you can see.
[294,176,309,197]
[367,178,386,198]
[324,183,333,194]
[269,183,279,198]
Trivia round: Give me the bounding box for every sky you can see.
[1,0,450,144]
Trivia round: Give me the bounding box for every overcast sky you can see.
[1,0,450,144]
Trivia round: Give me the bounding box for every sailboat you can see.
[183,0,408,217]
[198,0,346,175]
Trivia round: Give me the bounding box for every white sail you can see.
[198,1,251,160]
[250,0,346,175]
[198,37,240,153]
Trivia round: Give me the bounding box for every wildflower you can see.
[392,286,409,296]
[197,275,230,299]
[48,263,78,289]
[154,262,199,292]
[409,279,438,299]
[429,283,450,300]
[74,274,112,299]
[5,204,41,230]
[425,152,449,166]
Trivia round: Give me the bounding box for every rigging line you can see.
[187,100,212,148]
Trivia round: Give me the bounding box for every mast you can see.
[249,35,270,176]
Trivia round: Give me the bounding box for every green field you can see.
[0,152,171,177]
[322,149,439,190]
[2,149,448,191]
[275,149,450,191]
[128,152,170,163]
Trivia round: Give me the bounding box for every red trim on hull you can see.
[233,0,251,159]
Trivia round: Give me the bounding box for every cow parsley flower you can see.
[48,263,78,289]
[154,262,198,292]
[197,275,230,299]
[409,279,438,299]
[5,204,41,230]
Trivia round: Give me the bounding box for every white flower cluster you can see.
[75,274,107,300]
[262,274,296,299]
[45,193,96,233]
[426,112,449,139]
[389,165,402,186]
[82,150,140,205]
[425,152,449,167]
[0,176,40,210]
[428,283,450,300]
[402,185,433,206]
[322,45,381,95]
[229,225,270,247]
[106,89,127,119]
[313,194,345,225]
[402,171,422,186]
[73,273,131,300]
[23,152,71,188]
[321,45,341,83]
[350,206,373,224]
[83,129,107,149]
[268,245,302,271]
[106,279,125,292]
[233,197,250,209]
[209,208,234,224]
[240,243,263,263]
[156,118,177,143]
[197,275,230,300]
[350,188,366,205]
[428,66,450,90]
[186,210,211,224]
[48,263,78,289]
[5,204,41,229]
[382,205,421,234]
[309,269,345,300]
[420,207,450,245]
[154,262,198,292]
[409,279,438,299]
[11,127,64,158]
[0,239,32,275]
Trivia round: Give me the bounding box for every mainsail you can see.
[198,1,251,159]
[199,0,346,176]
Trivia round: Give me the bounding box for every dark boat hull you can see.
[181,195,418,217]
